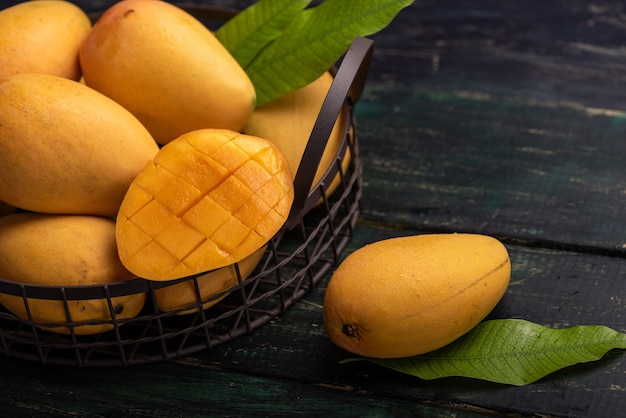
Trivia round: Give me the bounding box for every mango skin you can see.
[0,73,159,216]
[79,0,256,145]
[155,245,266,314]
[243,71,350,196]
[0,213,146,335]
[0,0,91,81]
[323,233,511,358]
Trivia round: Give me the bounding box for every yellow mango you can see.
[244,71,350,196]
[0,0,91,81]
[79,0,256,145]
[323,233,511,358]
[0,213,146,335]
[155,245,266,314]
[116,128,294,281]
[0,73,159,216]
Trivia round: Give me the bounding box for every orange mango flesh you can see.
[155,245,267,314]
[116,129,294,281]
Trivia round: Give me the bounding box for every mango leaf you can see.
[340,319,626,386]
[215,0,311,68]
[243,0,414,106]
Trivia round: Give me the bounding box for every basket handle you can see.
[286,36,374,229]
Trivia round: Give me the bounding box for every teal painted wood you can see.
[0,357,488,417]
[352,1,626,252]
[355,88,626,251]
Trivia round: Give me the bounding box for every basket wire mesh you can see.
[0,5,374,366]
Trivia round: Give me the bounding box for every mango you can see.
[323,233,511,358]
[0,0,91,81]
[155,245,266,314]
[0,213,146,335]
[0,73,159,216]
[79,0,256,145]
[116,128,294,281]
[244,71,350,196]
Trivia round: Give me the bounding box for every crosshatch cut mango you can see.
[116,129,294,281]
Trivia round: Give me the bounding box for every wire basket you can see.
[0,5,373,366]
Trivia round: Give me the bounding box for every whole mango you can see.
[0,0,91,81]
[79,0,256,145]
[0,73,159,216]
[0,213,146,335]
[323,233,511,358]
[244,71,350,197]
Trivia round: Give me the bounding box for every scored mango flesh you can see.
[116,129,294,281]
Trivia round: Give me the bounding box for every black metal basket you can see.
[0,5,373,366]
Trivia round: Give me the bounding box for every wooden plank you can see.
[353,2,626,252]
[0,348,489,418]
[355,87,626,252]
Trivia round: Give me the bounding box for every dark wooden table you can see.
[1,1,625,417]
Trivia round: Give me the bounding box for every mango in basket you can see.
[79,0,256,145]
[244,71,351,197]
[0,213,146,336]
[323,233,510,358]
[116,128,294,282]
[0,0,91,81]
[155,245,266,314]
[0,73,159,216]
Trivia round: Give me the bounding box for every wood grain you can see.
[354,1,626,252]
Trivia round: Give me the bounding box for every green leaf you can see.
[340,319,626,386]
[215,0,311,68]
[244,0,414,106]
